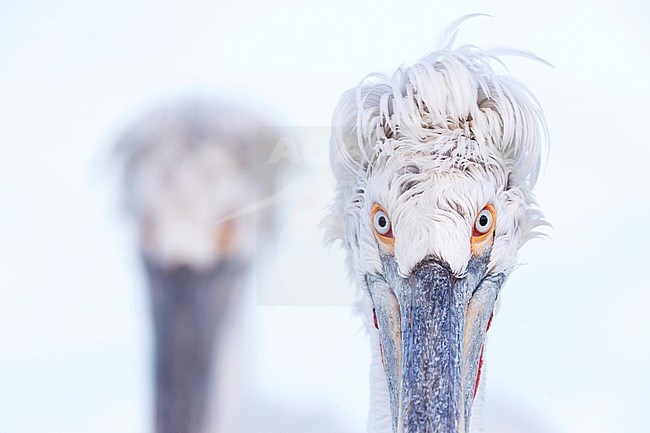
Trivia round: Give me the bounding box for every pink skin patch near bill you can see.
[473,312,494,399]
[373,309,385,366]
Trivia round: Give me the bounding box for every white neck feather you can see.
[367,320,393,433]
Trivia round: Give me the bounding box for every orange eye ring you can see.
[371,203,395,249]
[471,204,496,254]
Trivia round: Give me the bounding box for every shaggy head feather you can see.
[327,33,548,278]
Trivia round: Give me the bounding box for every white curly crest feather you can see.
[328,17,549,277]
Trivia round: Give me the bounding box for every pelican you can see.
[115,99,283,433]
[326,19,548,433]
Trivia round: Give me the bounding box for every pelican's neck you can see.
[468,352,488,433]
[366,306,393,433]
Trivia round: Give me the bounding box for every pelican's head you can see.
[116,100,284,275]
[327,35,547,433]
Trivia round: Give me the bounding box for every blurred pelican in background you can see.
[114,99,285,433]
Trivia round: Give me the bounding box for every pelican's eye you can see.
[371,203,394,248]
[474,209,493,234]
[471,204,496,254]
[373,210,391,235]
